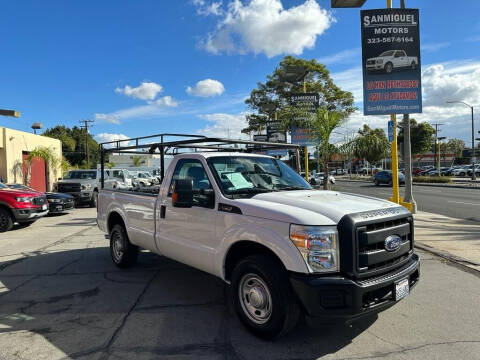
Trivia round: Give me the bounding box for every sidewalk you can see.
[414,211,480,272]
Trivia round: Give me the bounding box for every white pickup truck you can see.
[97,152,419,339]
[366,50,418,73]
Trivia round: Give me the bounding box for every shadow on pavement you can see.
[0,248,377,359]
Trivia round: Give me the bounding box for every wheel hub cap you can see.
[239,274,272,324]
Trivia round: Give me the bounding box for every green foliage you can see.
[131,156,143,167]
[24,146,61,189]
[413,176,452,184]
[446,138,465,158]
[353,125,390,172]
[243,56,356,133]
[43,125,99,168]
[106,162,116,169]
[398,119,435,156]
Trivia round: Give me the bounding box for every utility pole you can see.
[432,123,443,175]
[80,119,94,166]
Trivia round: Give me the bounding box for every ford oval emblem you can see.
[384,235,401,252]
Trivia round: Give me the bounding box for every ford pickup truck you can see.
[97,150,419,339]
[366,50,418,73]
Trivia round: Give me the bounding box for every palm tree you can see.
[131,156,143,167]
[307,108,345,190]
[106,162,116,169]
[353,125,390,175]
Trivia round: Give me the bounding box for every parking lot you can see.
[0,209,478,359]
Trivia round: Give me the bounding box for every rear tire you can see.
[411,62,416,70]
[231,254,300,339]
[0,208,13,232]
[110,224,138,268]
[375,180,380,186]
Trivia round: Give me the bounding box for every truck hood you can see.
[235,190,402,225]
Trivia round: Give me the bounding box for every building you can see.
[0,126,62,191]
[108,153,158,168]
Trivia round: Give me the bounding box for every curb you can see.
[415,243,480,276]
[336,178,480,190]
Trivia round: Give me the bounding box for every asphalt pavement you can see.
[0,209,479,359]
[335,180,480,222]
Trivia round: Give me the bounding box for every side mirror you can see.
[172,179,194,208]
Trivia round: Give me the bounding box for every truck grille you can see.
[33,196,47,206]
[57,183,81,193]
[356,217,413,277]
[367,60,375,65]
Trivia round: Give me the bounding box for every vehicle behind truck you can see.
[97,134,420,339]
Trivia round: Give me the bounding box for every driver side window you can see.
[168,159,213,207]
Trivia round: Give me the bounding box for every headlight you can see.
[81,184,92,190]
[48,198,63,203]
[376,59,383,64]
[15,197,33,203]
[290,225,339,273]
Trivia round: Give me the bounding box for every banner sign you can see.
[289,93,320,113]
[266,121,286,143]
[388,120,394,142]
[361,8,422,115]
[291,127,316,146]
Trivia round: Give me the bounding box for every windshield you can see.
[64,171,97,180]
[380,50,395,56]
[208,156,311,197]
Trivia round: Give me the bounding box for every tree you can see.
[398,119,435,164]
[446,138,465,163]
[43,125,100,168]
[337,132,358,179]
[243,56,356,133]
[106,162,116,169]
[353,125,390,174]
[132,156,143,167]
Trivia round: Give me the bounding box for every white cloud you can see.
[115,82,163,100]
[95,133,131,148]
[153,96,179,107]
[186,79,225,97]
[202,0,334,57]
[196,113,249,139]
[94,113,121,125]
[193,0,223,16]
[421,42,450,53]
[331,66,363,103]
[317,48,361,66]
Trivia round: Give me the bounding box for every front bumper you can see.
[12,208,49,222]
[290,254,419,320]
[67,191,93,203]
[366,64,384,71]
[48,201,75,213]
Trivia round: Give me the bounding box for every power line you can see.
[79,119,94,165]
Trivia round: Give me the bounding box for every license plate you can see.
[42,204,47,210]
[395,278,409,301]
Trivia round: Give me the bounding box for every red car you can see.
[0,183,48,232]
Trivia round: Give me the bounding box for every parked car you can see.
[0,183,48,232]
[97,142,419,339]
[412,167,423,176]
[5,184,75,214]
[310,172,336,186]
[373,170,405,186]
[452,167,469,177]
[427,167,450,176]
[54,169,121,207]
[366,50,418,73]
[467,165,480,176]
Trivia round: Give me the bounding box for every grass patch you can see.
[413,176,453,184]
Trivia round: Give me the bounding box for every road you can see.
[335,180,480,222]
[0,209,479,359]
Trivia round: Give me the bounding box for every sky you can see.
[1,0,480,147]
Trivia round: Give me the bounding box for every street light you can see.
[331,0,366,7]
[446,101,476,180]
[0,109,21,118]
[437,136,446,175]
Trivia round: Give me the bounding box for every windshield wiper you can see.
[273,185,308,191]
[226,188,275,198]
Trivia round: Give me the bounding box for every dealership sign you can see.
[360,9,422,115]
[290,93,319,146]
[291,127,316,146]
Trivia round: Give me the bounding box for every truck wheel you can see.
[375,180,380,186]
[385,62,393,73]
[90,191,98,208]
[0,208,14,232]
[231,254,300,339]
[110,224,138,268]
[411,62,416,70]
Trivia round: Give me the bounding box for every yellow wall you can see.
[0,127,62,190]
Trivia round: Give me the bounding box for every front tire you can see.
[411,62,416,70]
[0,208,14,232]
[385,62,393,73]
[90,190,98,208]
[110,224,138,268]
[375,180,380,186]
[231,254,300,339]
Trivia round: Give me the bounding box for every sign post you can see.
[361,1,421,209]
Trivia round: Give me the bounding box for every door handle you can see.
[160,205,166,219]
